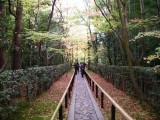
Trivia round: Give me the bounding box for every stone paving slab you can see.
[68,72,104,120]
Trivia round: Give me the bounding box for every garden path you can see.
[68,72,104,120]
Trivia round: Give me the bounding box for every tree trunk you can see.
[94,0,143,99]
[128,0,131,19]
[93,41,98,65]
[108,0,112,10]
[156,0,160,16]
[71,47,73,64]
[117,31,127,65]
[34,0,40,30]
[44,0,56,66]
[88,41,91,69]
[47,0,57,31]
[117,0,144,100]
[0,49,5,69]
[37,42,42,66]
[0,1,6,69]
[139,0,146,65]
[113,45,117,65]
[140,0,145,19]
[12,0,23,70]
[106,40,112,65]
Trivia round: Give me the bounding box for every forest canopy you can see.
[0,0,160,119]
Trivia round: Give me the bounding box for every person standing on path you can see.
[80,62,86,77]
[74,62,79,75]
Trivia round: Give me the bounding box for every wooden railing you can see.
[85,71,134,120]
[50,72,75,120]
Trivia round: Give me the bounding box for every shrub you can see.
[0,63,69,119]
[90,64,160,112]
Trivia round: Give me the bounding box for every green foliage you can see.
[130,31,160,41]
[25,31,63,42]
[90,64,160,112]
[156,47,160,55]
[0,64,69,119]
[91,0,160,66]
[128,16,160,30]
[92,12,120,33]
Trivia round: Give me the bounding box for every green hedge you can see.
[0,64,69,119]
[90,64,160,112]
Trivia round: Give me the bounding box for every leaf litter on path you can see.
[12,70,74,120]
[87,70,157,120]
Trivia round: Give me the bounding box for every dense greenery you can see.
[0,63,69,119]
[0,0,69,71]
[90,64,160,113]
[80,0,160,106]
[88,1,160,66]
[0,0,160,119]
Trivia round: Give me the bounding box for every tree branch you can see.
[93,0,123,42]
[55,4,64,22]
[119,0,124,5]
[8,0,16,18]
[101,0,118,22]
[101,0,111,13]
[47,0,57,31]
[156,0,160,16]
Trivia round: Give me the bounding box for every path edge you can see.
[84,77,105,120]
[67,75,77,120]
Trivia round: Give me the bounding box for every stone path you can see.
[68,72,104,120]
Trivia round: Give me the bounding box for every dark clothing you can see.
[80,63,86,77]
[74,63,79,75]
[81,68,85,77]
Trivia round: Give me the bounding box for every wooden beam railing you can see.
[84,71,134,120]
[50,72,75,120]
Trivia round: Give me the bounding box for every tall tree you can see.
[12,0,23,70]
[93,0,144,100]
[156,0,160,16]
[83,0,98,66]
[140,0,145,19]
[34,0,40,30]
[47,0,57,31]
[44,0,57,66]
[0,0,7,72]
[0,1,6,68]
[117,0,144,99]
